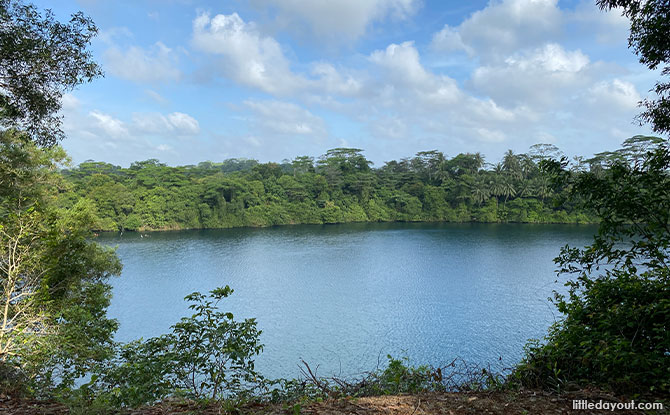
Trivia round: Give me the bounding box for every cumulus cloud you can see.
[430,25,470,54]
[244,99,327,137]
[570,1,629,44]
[471,43,592,107]
[82,109,201,144]
[587,79,641,111]
[191,13,369,97]
[132,112,201,135]
[366,41,518,125]
[89,110,129,138]
[249,0,419,41]
[370,42,462,105]
[104,42,181,82]
[372,42,439,87]
[356,41,526,148]
[62,0,650,166]
[192,12,303,94]
[431,0,562,62]
[167,112,201,135]
[310,62,363,96]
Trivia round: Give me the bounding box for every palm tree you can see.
[490,176,505,200]
[517,181,532,198]
[518,154,537,180]
[500,177,517,206]
[532,176,551,201]
[502,149,522,179]
[493,162,504,175]
[470,177,490,206]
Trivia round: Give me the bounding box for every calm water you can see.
[99,222,596,379]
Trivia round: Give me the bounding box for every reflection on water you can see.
[99,222,596,379]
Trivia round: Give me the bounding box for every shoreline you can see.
[93,218,600,234]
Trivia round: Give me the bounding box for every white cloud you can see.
[61,0,651,167]
[192,12,303,94]
[430,25,470,54]
[249,0,419,41]
[131,112,172,134]
[476,128,507,143]
[61,93,80,111]
[244,99,327,136]
[104,42,180,83]
[371,42,434,87]
[310,62,363,96]
[191,13,370,97]
[132,112,200,135]
[505,43,589,72]
[357,41,526,148]
[370,41,462,105]
[570,1,629,44]
[587,79,641,111]
[167,112,201,135]
[471,44,592,107]
[89,110,128,138]
[370,116,408,139]
[97,26,133,44]
[431,0,562,62]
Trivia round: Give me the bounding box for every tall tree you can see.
[0,0,102,146]
[0,132,121,394]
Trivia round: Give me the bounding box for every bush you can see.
[91,286,264,407]
[514,143,670,397]
[265,355,505,402]
[515,272,669,395]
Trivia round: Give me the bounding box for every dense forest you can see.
[60,141,646,232]
[2,0,669,409]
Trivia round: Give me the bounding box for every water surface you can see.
[100,222,595,379]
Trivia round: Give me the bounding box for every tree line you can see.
[2,0,668,407]
[61,141,653,232]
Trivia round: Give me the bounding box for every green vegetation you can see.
[0,0,102,146]
[0,130,121,398]
[0,0,119,401]
[514,141,670,397]
[1,0,668,411]
[59,143,603,232]
[76,287,263,408]
[515,0,670,399]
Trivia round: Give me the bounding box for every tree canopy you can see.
[56,144,606,232]
[597,0,670,134]
[0,0,102,146]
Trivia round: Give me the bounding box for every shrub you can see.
[514,143,670,397]
[92,286,264,407]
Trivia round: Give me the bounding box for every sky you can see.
[34,0,657,167]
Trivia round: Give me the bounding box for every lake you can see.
[99,222,596,380]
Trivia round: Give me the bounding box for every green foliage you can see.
[0,131,121,397]
[265,355,506,403]
[91,287,263,407]
[0,0,103,146]
[597,0,670,135]
[367,356,439,395]
[59,144,602,233]
[515,142,670,397]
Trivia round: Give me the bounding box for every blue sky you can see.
[35,0,655,167]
